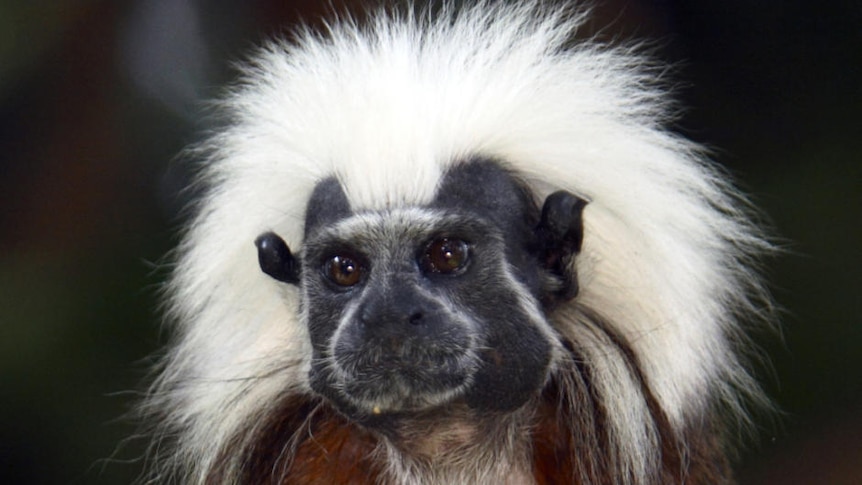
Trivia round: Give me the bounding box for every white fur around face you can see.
[146,2,772,482]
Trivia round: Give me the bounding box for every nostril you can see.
[408,312,423,325]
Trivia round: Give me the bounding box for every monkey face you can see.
[256,159,586,424]
[303,209,554,418]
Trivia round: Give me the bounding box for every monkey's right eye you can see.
[325,255,364,287]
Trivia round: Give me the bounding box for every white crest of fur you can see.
[143,2,771,483]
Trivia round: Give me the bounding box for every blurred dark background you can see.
[1,1,859,483]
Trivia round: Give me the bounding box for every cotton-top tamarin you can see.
[139,2,774,484]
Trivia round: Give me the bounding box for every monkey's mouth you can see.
[328,343,479,415]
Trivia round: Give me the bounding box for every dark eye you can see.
[325,255,363,286]
[420,237,470,274]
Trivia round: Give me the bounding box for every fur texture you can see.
[140,2,773,484]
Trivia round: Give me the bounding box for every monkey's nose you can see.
[408,311,423,325]
[359,307,427,330]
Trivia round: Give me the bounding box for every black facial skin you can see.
[254,159,586,424]
[304,177,352,235]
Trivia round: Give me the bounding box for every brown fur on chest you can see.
[210,383,730,485]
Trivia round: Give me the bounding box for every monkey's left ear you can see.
[255,232,301,285]
[535,191,588,305]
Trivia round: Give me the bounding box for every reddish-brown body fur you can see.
[211,345,731,484]
[217,397,381,484]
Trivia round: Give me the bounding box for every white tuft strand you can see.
[140,1,773,483]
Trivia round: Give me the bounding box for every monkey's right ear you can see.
[254,232,301,285]
[535,191,588,305]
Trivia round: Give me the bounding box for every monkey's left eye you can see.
[325,255,364,287]
[420,237,470,275]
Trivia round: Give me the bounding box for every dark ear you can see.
[535,191,588,305]
[255,232,301,285]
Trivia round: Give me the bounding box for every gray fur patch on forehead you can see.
[303,157,537,241]
[303,207,496,251]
